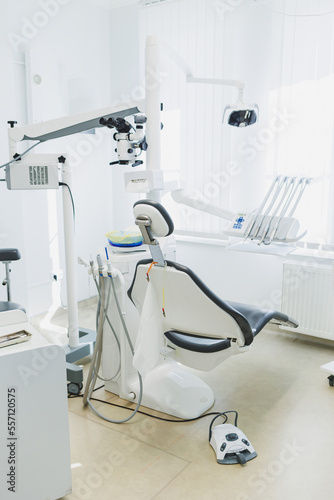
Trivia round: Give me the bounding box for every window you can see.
[139,0,334,248]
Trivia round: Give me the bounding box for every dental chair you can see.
[126,200,298,418]
[0,248,25,313]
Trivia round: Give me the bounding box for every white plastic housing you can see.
[224,212,300,242]
[125,169,164,193]
[6,154,60,190]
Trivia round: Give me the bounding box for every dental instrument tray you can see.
[224,176,311,246]
[0,330,32,348]
[106,229,143,248]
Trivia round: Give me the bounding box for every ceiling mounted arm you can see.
[159,39,258,127]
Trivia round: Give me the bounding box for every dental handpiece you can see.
[257,176,292,245]
[253,176,288,242]
[243,175,282,242]
[263,177,299,245]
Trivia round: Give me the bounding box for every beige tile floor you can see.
[32,300,334,500]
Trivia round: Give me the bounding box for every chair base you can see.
[106,357,215,419]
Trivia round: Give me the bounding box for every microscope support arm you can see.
[6,101,145,348]
[7,102,144,158]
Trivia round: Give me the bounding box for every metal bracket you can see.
[135,215,165,266]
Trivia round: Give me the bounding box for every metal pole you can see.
[4,263,11,302]
[145,35,162,202]
[61,161,79,348]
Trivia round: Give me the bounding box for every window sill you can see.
[290,247,334,263]
[174,233,229,247]
[175,234,334,263]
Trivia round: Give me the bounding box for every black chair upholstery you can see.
[130,199,298,365]
[128,258,298,354]
[164,331,232,353]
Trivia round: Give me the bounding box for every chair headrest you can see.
[133,200,174,237]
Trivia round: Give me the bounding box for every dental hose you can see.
[88,264,120,383]
[83,257,143,423]
[83,272,106,406]
[93,277,121,382]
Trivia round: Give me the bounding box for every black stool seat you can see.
[0,302,26,313]
[0,248,21,262]
[0,247,25,314]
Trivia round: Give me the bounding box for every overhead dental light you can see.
[224,102,259,127]
[221,80,259,127]
[161,42,259,127]
[186,75,258,127]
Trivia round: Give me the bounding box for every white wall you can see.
[109,4,142,230]
[0,0,114,316]
[175,239,334,318]
[175,239,286,311]
[223,2,285,215]
[1,0,330,320]
[108,0,334,317]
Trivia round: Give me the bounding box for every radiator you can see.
[281,262,334,340]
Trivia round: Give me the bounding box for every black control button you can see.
[220,442,226,451]
[242,438,250,446]
[226,433,239,441]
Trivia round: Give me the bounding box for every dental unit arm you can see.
[172,176,311,246]
[225,176,311,245]
[160,40,259,127]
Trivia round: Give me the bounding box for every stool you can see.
[0,248,25,313]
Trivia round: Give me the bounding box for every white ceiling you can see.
[85,0,174,9]
[85,0,138,9]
